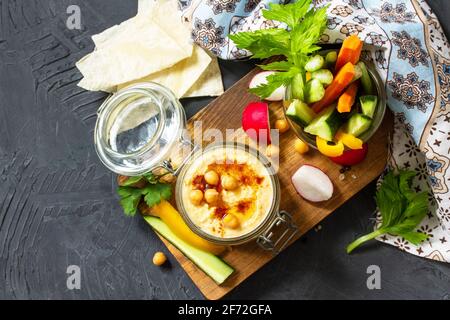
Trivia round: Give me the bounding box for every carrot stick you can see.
[337,82,359,113]
[335,35,363,71]
[312,62,355,113]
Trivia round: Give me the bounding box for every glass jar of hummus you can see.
[175,143,298,254]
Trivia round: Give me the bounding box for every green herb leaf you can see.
[385,192,429,234]
[143,183,173,208]
[249,67,299,99]
[229,28,287,50]
[143,172,158,184]
[121,176,144,187]
[346,170,429,254]
[229,29,290,60]
[117,187,144,217]
[398,170,416,201]
[290,6,328,56]
[375,174,405,228]
[393,231,428,245]
[228,0,328,100]
[117,173,173,217]
[262,0,311,29]
[258,60,294,71]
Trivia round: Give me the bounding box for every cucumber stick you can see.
[305,79,325,104]
[325,51,337,66]
[304,105,343,141]
[352,63,363,82]
[311,69,334,86]
[346,113,372,137]
[145,216,234,285]
[286,99,316,127]
[305,55,325,72]
[360,95,378,118]
[357,62,375,95]
[291,73,305,101]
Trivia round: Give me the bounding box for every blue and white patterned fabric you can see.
[180,0,288,59]
[180,0,450,262]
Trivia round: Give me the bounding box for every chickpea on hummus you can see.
[180,146,274,239]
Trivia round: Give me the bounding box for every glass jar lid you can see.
[94,82,186,176]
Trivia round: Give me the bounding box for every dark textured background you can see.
[0,0,449,300]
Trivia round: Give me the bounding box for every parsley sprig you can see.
[347,170,429,253]
[117,173,172,217]
[228,0,328,99]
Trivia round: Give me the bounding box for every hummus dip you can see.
[181,146,274,239]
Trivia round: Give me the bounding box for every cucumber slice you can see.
[305,79,325,104]
[304,105,343,141]
[145,216,234,285]
[325,51,337,66]
[352,63,363,82]
[357,62,375,95]
[305,55,325,72]
[291,73,305,101]
[286,99,316,127]
[360,95,378,118]
[346,113,372,137]
[311,69,334,86]
[342,107,358,121]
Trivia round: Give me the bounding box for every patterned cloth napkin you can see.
[179,0,450,262]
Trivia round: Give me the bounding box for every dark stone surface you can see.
[0,0,449,300]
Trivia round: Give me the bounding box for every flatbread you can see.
[183,55,224,98]
[77,0,193,92]
[117,45,212,98]
[77,14,192,92]
[138,0,224,98]
[77,0,223,98]
[138,0,157,13]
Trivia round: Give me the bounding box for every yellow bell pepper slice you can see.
[146,201,225,255]
[306,72,312,81]
[335,131,363,150]
[316,136,344,157]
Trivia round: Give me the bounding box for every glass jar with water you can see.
[94,82,194,176]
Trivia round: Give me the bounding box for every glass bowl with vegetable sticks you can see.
[283,48,387,154]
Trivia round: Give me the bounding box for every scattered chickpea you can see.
[266,144,280,158]
[204,171,219,185]
[223,214,240,229]
[275,119,290,133]
[222,175,239,191]
[153,252,167,266]
[189,189,204,205]
[294,139,309,154]
[204,189,219,204]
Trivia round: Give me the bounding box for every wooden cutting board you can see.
[157,67,393,300]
